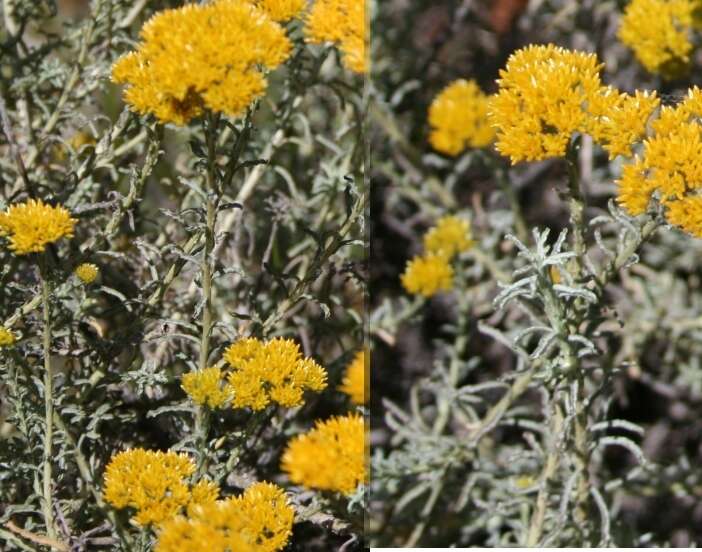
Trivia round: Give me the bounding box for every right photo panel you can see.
[370,0,702,548]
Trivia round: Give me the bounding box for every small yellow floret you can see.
[255,0,306,20]
[0,326,16,348]
[281,413,366,494]
[489,44,603,163]
[428,80,495,155]
[74,263,99,284]
[423,215,474,259]
[400,254,454,297]
[156,482,293,552]
[0,199,76,255]
[103,448,216,526]
[222,337,327,410]
[305,0,366,73]
[111,0,292,124]
[618,0,695,78]
[339,349,367,405]
[181,367,231,408]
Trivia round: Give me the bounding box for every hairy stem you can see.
[565,143,586,275]
[39,259,57,543]
[194,114,219,476]
[526,398,564,547]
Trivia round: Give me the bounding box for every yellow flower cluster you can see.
[306,0,366,73]
[428,80,495,156]
[401,254,454,297]
[111,1,292,125]
[0,327,16,348]
[223,337,327,410]
[616,87,702,237]
[618,0,698,78]
[585,87,660,159]
[401,215,474,297]
[490,44,661,163]
[181,367,231,409]
[0,199,76,255]
[281,413,365,494]
[155,482,294,552]
[103,449,218,526]
[338,349,367,405]
[489,44,603,163]
[423,215,475,258]
[74,263,99,284]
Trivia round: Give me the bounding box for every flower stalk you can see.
[39,256,57,542]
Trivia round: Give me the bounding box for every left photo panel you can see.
[0,1,367,551]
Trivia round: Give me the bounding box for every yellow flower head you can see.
[618,0,695,78]
[423,215,474,259]
[338,349,367,405]
[400,253,454,297]
[281,413,366,494]
[305,0,366,73]
[255,0,306,20]
[428,79,495,155]
[586,87,660,159]
[111,0,292,124]
[74,263,99,284]
[156,482,293,552]
[222,337,327,410]
[0,199,76,255]
[0,326,16,348]
[616,87,702,237]
[103,448,217,526]
[181,367,231,409]
[489,44,603,163]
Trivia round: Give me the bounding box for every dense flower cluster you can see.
[0,327,16,348]
[490,44,663,164]
[489,44,603,163]
[74,263,99,284]
[339,349,367,405]
[281,413,365,494]
[401,254,454,297]
[423,215,474,259]
[618,0,698,78]
[103,449,218,526]
[306,0,366,73]
[401,215,474,297]
[428,80,494,155]
[182,366,231,408]
[223,337,327,410]
[112,0,292,124]
[0,199,76,255]
[155,482,293,552]
[616,87,702,237]
[585,87,660,159]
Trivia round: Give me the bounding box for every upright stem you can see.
[195,114,218,476]
[39,258,57,542]
[565,143,586,274]
[526,398,564,547]
[573,377,591,527]
[198,192,215,371]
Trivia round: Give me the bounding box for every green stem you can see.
[39,258,57,542]
[194,114,219,477]
[565,143,586,275]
